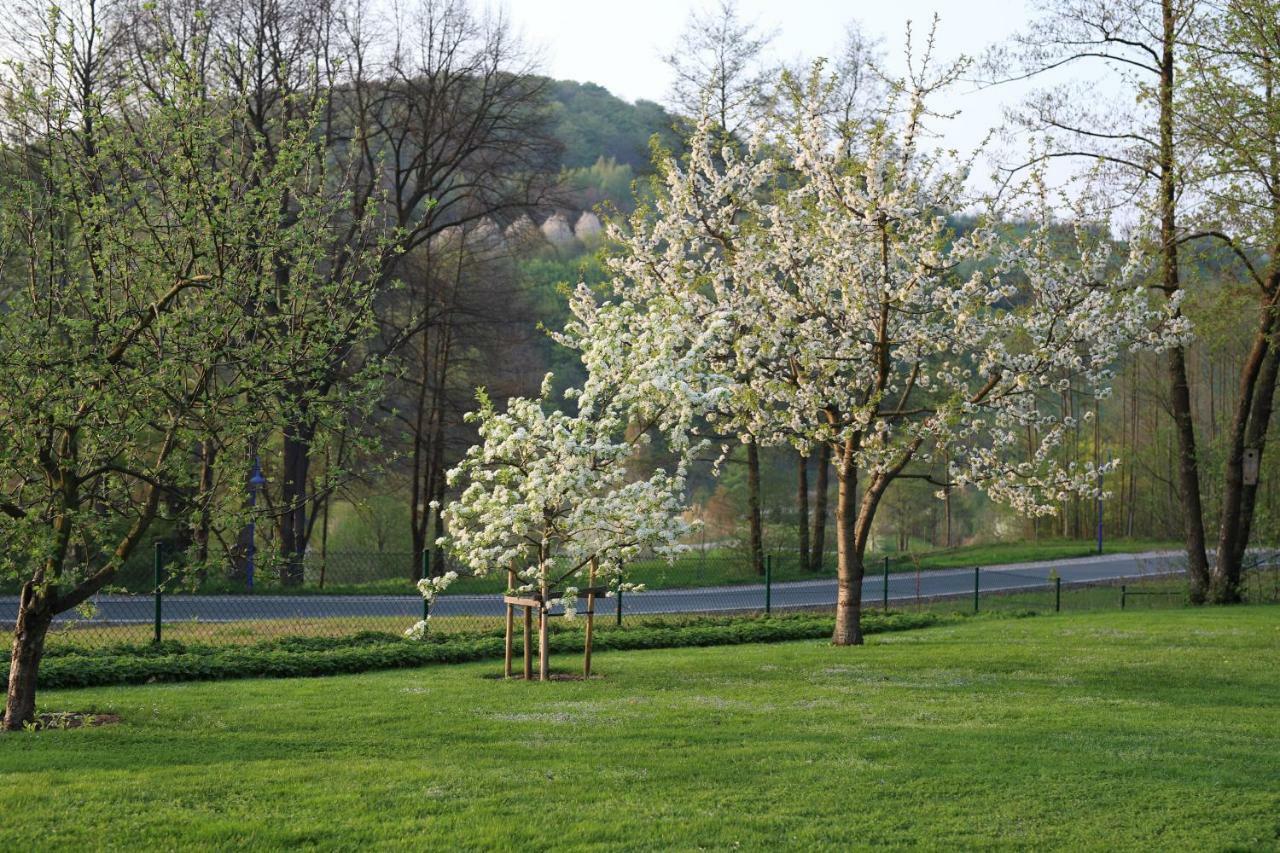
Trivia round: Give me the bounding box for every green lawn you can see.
[2,607,1276,850]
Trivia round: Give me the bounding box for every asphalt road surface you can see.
[1,550,1187,626]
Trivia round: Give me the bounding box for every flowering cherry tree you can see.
[561,63,1188,645]
[430,377,693,675]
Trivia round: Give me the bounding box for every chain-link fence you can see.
[6,548,1278,653]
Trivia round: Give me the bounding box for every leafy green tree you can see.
[1180,0,1280,601]
[0,10,382,729]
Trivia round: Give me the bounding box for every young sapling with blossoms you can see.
[418,376,694,679]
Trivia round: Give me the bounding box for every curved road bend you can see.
[0,550,1189,626]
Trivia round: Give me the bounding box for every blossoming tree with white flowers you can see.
[430,378,693,679]
[560,60,1188,645]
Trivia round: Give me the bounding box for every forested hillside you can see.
[547,80,682,173]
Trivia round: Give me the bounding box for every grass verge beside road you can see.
[180,538,1181,596]
[1,607,1275,849]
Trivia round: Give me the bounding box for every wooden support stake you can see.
[538,604,549,682]
[584,557,597,678]
[504,602,514,678]
[523,605,533,680]
[504,563,516,678]
[539,563,550,682]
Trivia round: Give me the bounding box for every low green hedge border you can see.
[9,611,991,690]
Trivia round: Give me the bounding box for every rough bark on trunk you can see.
[811,443,830,570]
[796,451,810,572]
[1214,329,1280,603]
[746,438,764,576]
[1155,0,1211,601]
[832,447,863,645]
[4,583,53,731]
[1169,345,1211,600]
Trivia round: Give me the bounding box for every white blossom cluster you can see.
[403,571,461,637]
[417,572,459,604]
[433,376,694,615]
[560,72,1189,518]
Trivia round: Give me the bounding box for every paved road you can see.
[0,550,1188,625]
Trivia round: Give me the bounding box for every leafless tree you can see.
[124,0,560,582]
[995,0,1213,598]
[663,0,777,137]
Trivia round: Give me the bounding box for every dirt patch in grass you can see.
[32,712,121,730]
[482,671,606,682]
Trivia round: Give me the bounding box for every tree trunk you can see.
[4,583,53,731]
[811,443,830,570]
[431,476,447,578]
[832,447,863,645]
[194,439,216,566]
[1214,329,1280,603]
[280,420,313,587]
[409,364,429,583]
[1170,345,1211,601]
[1155,0,1212,601]
[796,451,810,572]
[746,438,764,575]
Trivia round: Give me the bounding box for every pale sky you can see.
[505,0,1042,166]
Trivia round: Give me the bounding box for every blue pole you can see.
[764,554,772,615]
[1095,397,1104,556]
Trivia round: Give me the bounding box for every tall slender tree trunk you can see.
[193,439,216,575]
[431,465,448,578]
[409,309,454,582]
[409,331,431,582]
[279,419,313,587]
[1170,351,1210,600]
[796,451,810,572]
[746,438,764,575]
[4,583,53,731]
[1156,0,1211,600]
[811,443,831,570]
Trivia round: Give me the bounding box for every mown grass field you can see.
[1,607,1276,850]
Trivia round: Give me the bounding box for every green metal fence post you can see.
[883,556,890,611]
[616,586,623,627]
[1120,584,1126,610]
[422,550,431,631]
[764,554,772,615]
[1055,576,1062,613]
[153,541,164,645]
[973,566,980,613]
